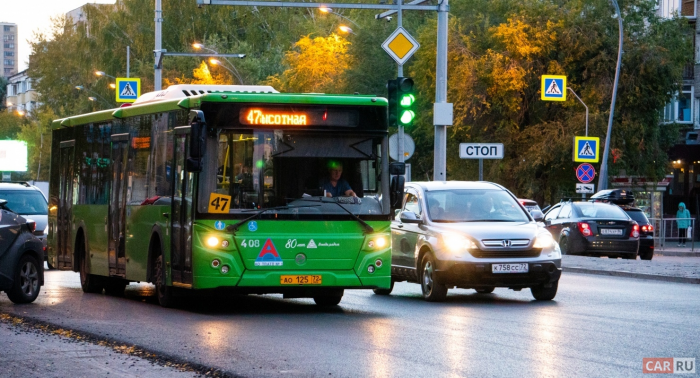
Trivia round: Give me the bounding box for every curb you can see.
[563,267,700,284]
[654,251,700,257]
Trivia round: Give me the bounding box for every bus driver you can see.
[323,161,357,198]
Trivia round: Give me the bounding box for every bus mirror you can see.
[390,175,405,209]
[389,162,405,175]
[189,111,206,160]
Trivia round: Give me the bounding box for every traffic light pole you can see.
[433,0,449,182]
[397,0,405,165]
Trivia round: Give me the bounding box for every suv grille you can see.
[469,249,542,258]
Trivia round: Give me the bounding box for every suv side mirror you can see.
[187,110,206,172]
[400,211,422,224]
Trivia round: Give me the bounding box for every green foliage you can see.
[24,0,691,203]
[0,111,26,140]
[0,77,8,111]
[409,0,692,204]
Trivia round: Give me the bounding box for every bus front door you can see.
[108,134,129,277]
[171,129,194,286]
[57,140,75,270]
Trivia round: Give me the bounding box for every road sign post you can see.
[576,163,596,200]
[459,143,504,181]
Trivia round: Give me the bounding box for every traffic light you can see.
[387,79,398,127]
[396,77,415,126]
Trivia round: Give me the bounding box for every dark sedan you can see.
[0,199,44,304]
[543,201,639,259]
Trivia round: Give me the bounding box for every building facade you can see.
[1,22,18,78]
[6,70,38,115]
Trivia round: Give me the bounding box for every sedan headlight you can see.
[533,233,554,249]
[442,233,477,253]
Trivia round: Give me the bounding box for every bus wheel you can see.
[79,244,103,294]
[104,279,127,296]
[313,290,344,306]
[373,280,394,295]
[154,255,176,308]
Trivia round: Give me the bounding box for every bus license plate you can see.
[280,275,322,285]
[492,263,528,274]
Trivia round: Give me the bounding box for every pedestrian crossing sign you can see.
[116,78,140,103]
[574,136,600,163]
[541,75,566,101]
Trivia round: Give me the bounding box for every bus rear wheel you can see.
[313,290,344,306]
[154,255,176,308]
[79,242,103,294]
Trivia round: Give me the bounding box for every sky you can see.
[3,1,116,72]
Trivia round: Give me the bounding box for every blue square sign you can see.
[574,136,600,163]
[116,78,140,103]
[541,75,566,101]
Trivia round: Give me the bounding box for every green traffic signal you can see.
[400,110,415,124]
[400,94,415,107]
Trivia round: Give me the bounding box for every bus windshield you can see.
[211,130,384,215]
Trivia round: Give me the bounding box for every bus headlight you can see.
[533,233,554,249]
[367,236,387,249]
[206,236,220,248]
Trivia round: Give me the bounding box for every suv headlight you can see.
[533,233,554,249]
[442,233,478,253]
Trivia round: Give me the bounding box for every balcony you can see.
[684,62,694,80]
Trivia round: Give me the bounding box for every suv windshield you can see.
[425,189,529,222]
[0,190,48,215]
[211,130,384,215]
[625,209,649,224]
[575,202,628,219]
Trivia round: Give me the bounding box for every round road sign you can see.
[389,133,415,161]
[576,163,596,184]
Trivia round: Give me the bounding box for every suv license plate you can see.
[492,263,528,274]
[280,275,322,285]
[600,228,623,236]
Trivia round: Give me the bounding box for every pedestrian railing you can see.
[648,218,695,251]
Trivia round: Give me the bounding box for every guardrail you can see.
[649,218,695,251]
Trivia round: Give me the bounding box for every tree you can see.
[267,34,351,93]
[0,77,8,111]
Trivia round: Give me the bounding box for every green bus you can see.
[47,84,404,306]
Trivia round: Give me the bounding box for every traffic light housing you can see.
[387,79,398,127]
[396,77,415,126]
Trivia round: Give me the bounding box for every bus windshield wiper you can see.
[297,198,374,234]
[226,205,320,234]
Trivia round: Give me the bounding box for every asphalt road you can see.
[1,270,698,378]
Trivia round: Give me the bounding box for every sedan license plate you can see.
[600,228,623,236]
[280,275,322,285]
[492,263,528,274]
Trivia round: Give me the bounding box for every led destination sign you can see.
[239,107,358,127]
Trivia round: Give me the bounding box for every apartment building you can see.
[6,69,38,114]
[1,22,18,78]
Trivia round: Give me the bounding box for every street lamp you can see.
[318,7,359,27]
[338,25,355,34]
[193,42,245,84]
[94,70,117,79]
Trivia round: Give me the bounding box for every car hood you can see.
[430,221,542,242]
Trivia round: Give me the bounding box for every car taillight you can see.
[578,222,592,237]
[641,225,654,232]
[631,224,640,238]
[26,220,36,233]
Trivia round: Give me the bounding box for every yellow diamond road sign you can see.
[382,27,420,65]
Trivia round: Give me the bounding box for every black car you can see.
[543,200,640,259]
[0,199,44,304]
[590,189,654,260]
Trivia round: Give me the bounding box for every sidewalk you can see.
[653,241,700,257]
[562,255,700,284]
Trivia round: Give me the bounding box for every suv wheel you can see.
[559,237,568,255]
[531,280,559,301]
[639,248,654,260]
[420,254,447,302]
[7,255,41,304]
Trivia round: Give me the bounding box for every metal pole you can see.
[127,46,130,78]
[154,0,163,91]
[433,0,448,181]
[397,0,404,165]
[479,159,483,181]
[567,87,588,137]
[598,0,623,191]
